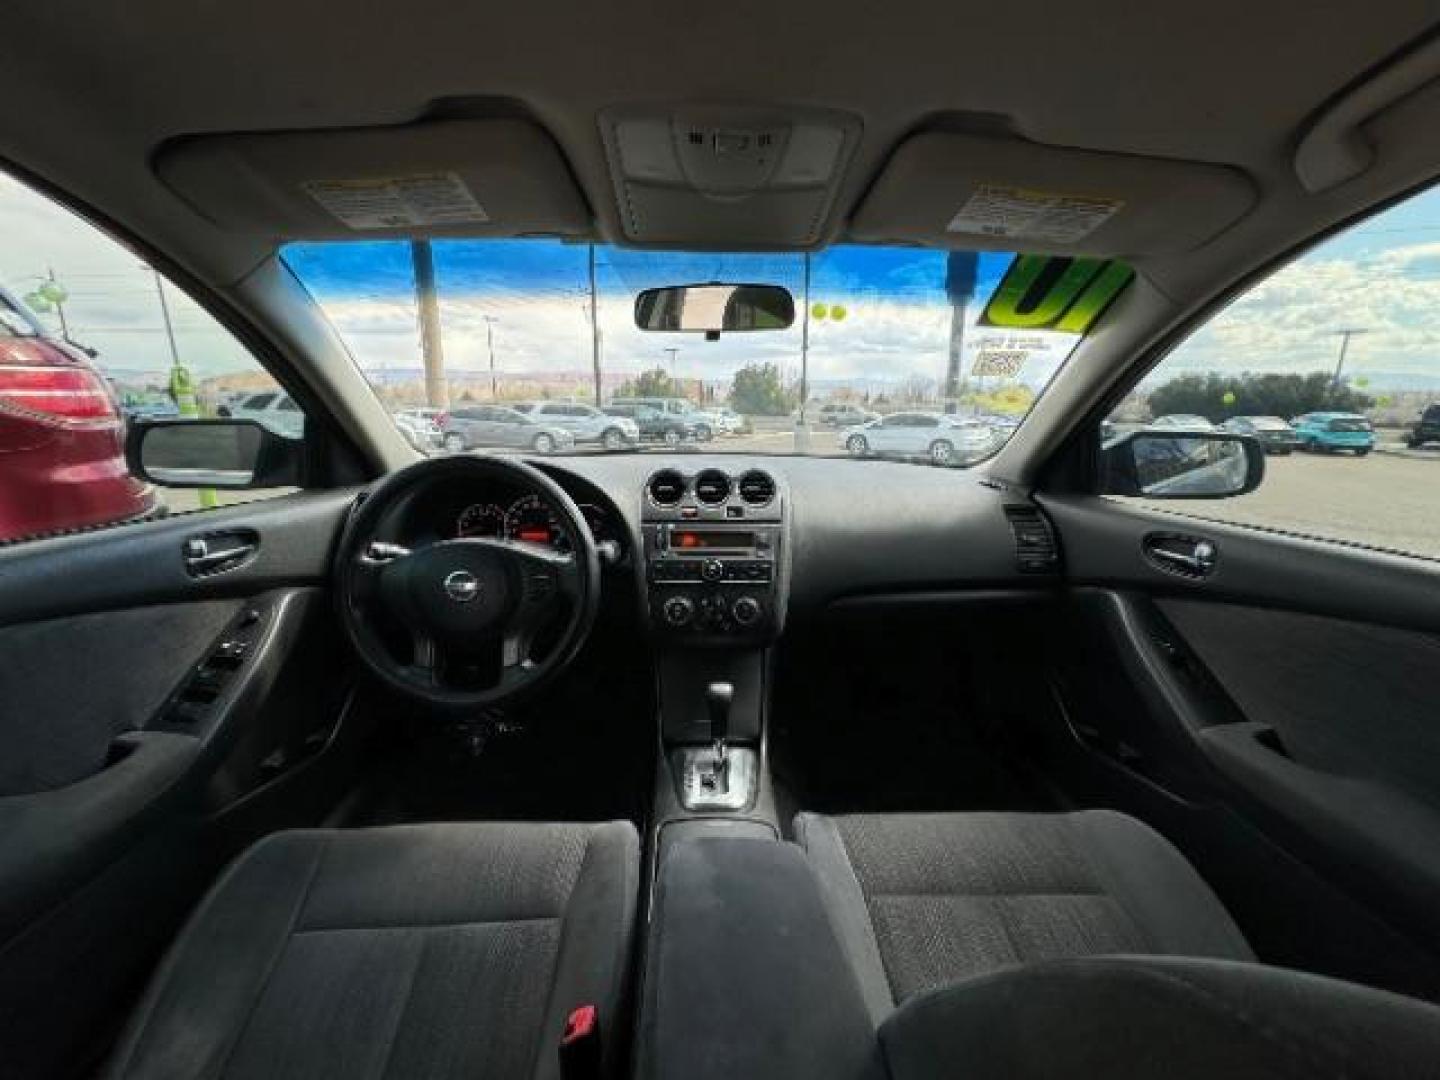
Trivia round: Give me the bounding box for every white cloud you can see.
[1165,238,1440,380]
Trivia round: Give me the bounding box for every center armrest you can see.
[637,837,883,1080]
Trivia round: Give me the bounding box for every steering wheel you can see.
[335,454,601,709]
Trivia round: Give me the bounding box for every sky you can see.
[1157,185,1440,385]
[0,174,255,380]
[8,164,1440,394]
[281,240,1068,392]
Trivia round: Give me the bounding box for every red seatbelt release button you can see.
[559,1004,601,1080]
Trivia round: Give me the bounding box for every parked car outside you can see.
[392,410,443,452]
[604,402,699,445]
[1293,411,1375,455]
[1149,413,1215,430]
[441,404,575,453]
[693,405,747,435]
[120,394,181,423]
[817,402,878,427]
[840,411,996,466]
[1404,403,1440,448]
[611,396,715,440]
[220,389,306,438]
[395,406,447,427]
[515,400,638,450]
[1219,415,1300,455]
[0,285,156,540]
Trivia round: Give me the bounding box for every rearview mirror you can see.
[634,283,795,334]
[126,419,303,489]
[1101,431,1264,498]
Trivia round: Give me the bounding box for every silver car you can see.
[441,405,575,454]
[515,401,638,450]
[221,390,305,438]
[841,411,996,466]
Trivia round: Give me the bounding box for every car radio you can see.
[640,469,785,642]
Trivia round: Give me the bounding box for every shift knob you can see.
[706,681,734,745]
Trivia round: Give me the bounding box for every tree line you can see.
[1147,372,1373,421]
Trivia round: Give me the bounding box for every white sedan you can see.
[840,412,996,466]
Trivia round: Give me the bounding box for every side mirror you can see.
[1101,430,1264,499]
[634,283,795,334]
[126,419,303,489]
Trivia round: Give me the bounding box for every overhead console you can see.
[641,466,786,645]
[599,103,862,246]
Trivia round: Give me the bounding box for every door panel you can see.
[1040,493,1440,992]
[0,490,359,1078]
[0,600,241,794]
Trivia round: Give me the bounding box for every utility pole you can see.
[664,347,679,375]
[410,240,449,410]
[588,245,602,406]
[799,252,812,424]
[945,251,979,406]
[151,266,181,369]
[1331,328,1368,395]
[152,265,214,507]
[483,315,499,400]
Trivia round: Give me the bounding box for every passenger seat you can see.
[795,810,1251,1021]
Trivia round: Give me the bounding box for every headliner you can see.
[2,0,1438,284]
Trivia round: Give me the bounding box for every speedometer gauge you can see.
[455,502,505,538]
[505,494,564,548]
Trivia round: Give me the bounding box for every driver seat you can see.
[103,821,639,1080]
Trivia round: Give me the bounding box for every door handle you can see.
[183,531,258,577]
[1143,534,1217,578]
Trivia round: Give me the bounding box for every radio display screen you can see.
[671,529,754,551]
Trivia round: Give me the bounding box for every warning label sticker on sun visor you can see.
[302,173,490,230]
[946,185,1122,244]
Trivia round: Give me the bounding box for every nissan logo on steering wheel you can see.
[443,569,482,604]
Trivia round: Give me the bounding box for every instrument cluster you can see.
[453,494,619,553]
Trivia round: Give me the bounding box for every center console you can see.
[642,466,786,644]
[641,466,787,821]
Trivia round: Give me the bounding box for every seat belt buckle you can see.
[559,1004,601,1080]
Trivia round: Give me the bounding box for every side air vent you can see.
[693,469,732,505]
[1004,505,1059,574]
[737,470,776,506]
[648,469,687,507]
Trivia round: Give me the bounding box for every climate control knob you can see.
[700,558,725,583]
[661,595,696,627]
[731,595,763,627]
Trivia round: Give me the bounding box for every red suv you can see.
[0,287,156,541]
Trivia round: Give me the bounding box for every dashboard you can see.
[380,453,1049,618]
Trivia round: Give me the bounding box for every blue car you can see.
[1292,412,1375,455]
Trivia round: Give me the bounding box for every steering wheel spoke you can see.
[353,541,411,599]
[404,630,440,686]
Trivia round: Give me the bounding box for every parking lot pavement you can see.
[1139,449,1440,560]
[157,436,1440,562]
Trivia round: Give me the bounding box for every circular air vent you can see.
[647,469,687,507]
[737,470,776,506]
[693,469,732,505]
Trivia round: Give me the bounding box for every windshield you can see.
[284,240,1122,465]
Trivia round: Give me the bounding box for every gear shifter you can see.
[677,680,753,811]
[706,681,734,774]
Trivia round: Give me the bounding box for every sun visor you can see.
[850,132,1256,256]
[154,119,591,239]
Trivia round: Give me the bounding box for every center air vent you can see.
[738,470,776,506]
[693,469,732,505]
[648,469,687,507]
[1004,505,1059,574]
